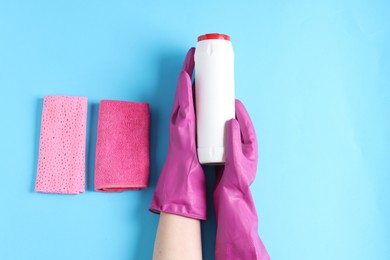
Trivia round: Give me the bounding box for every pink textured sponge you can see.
[35,96,87,194]
[94,100,150,192]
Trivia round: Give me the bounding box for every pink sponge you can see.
[94,100,150,192]
[35,96,87,194]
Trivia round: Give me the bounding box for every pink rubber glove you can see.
[213,100,270,259]
[149,48,207,220]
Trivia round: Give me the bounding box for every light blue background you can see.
[0,0,389,259]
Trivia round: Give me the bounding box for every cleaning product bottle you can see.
[195,33,235,164]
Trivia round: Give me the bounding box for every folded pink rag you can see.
[35,96,87,194]
[94,100,150,192]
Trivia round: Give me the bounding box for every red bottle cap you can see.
[197,33,230,42]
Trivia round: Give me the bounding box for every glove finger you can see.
[181,47,195,112]
[225,118,242,162]
[235,99,258,159]
[171,70,194,125]
[171,49,195,125]
[182,47,195,79]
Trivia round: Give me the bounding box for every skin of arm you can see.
[153,213,202,260]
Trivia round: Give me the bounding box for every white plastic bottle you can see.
[195,33,235,164]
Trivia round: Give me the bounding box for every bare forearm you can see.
[153,213,203,260]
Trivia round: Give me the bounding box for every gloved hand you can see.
[213,100,270,259]
[149,48,207,220]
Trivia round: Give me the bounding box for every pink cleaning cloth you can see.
[94,100,150,192]
[35,96,87,194]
